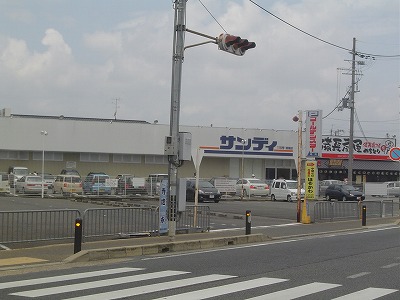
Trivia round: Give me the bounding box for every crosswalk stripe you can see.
[0,267,142,290]
[11,270,189,298]
[246,282,341,299]
[331,287,398,300]
[151,277,288,300]
[63,274,236,300]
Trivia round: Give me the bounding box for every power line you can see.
[248,0,400,58]
[198,0,227,34]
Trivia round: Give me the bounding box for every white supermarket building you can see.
[0,108,398,183]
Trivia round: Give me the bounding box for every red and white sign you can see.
[321,136,396,161]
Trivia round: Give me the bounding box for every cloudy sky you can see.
[0,0,399,138]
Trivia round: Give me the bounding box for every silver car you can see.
[235,178,270,197]
[15,175,49,194]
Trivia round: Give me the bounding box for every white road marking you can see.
[62,274,236,300]
[0,267,142,289]
[347,272,371,279]
[246,282,341,299]
[152,277,288,300]
[143,226,399,260]
[211,223,299,232]
[331,287,398,299]
[381,262,400,269]
[11,270,189,297]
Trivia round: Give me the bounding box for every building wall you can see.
[0,113,298,179]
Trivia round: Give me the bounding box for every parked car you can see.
[319,179,342,195]
[8,166,29,187]
[325,184,365,201]
[116,174,146,195]
[269,179,304,201]
[235,178,270,197]
[15,175,48,194]
[60,169,81,177]
[186,179,221,203]
[38,173,57,188]
[83,173,111,195]
[386,181,400,197]
[53,175,83,195]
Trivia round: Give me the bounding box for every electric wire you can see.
[198,0,227,33]
[248,0,400,58]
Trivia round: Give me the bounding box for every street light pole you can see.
[40,130,48,198]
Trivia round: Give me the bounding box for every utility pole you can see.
[167,0,186,241]
[348,37,356,184]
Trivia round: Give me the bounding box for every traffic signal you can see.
[217,33,256,56]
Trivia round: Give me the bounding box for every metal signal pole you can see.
[167,0,186,241]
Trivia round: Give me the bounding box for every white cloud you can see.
[0,0,398,138]
[84,31,122,53]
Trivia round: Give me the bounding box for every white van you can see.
[8,166,29,187]
[270,179,305,201]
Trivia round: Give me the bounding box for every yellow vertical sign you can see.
[305,161,317,200]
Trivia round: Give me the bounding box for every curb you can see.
[63,234,267,263]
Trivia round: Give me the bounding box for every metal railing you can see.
[314,200,397,222]
[82,207,159,240]
[177,205,211,232]
[0,209,81,243]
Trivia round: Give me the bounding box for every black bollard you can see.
[245,210,251,235]
[361,205,367,226]
[74,218,83,254]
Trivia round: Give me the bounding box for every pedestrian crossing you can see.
[0,267,397,299]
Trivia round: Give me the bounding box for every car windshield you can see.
[248,179,262,184]
[342,185,357,191]
[14,169,28,176]
[71,177,81,183]
[27,176,41,182]
[198,181,214,188]
[287,182,297,189]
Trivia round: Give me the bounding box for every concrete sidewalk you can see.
[0,217,399,271]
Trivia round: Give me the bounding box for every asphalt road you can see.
[0,226,398,299]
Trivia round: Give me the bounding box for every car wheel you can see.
[271,194,276,201]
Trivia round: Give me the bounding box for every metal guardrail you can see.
[0,209,81,243]
[177,205,211,232]
[82,207,159,239]
[314,200,396,222]
[0,205,211,243]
